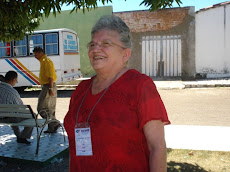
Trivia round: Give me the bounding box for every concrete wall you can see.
[36,6,196,79]
[37,6,112,77]
[114,7,196,80]
[196,3,230,78]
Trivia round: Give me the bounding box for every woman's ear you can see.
[122,48,131,63]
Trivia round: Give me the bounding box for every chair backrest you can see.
[0,104,35,119]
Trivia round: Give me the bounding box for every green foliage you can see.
[0,0,182,42]
[140,0,182,11]
[0,0,40,42]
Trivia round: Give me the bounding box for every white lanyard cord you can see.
[75,72,121,127]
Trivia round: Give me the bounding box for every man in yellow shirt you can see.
[33,47,60,133]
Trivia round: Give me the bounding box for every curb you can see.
[155,80,230,90]
[28,81,230,91]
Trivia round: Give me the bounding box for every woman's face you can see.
[88,30,131,72]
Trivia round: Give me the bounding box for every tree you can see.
[0,0,182,42]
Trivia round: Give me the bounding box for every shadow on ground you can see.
[167,161,208,172]
[1,156,209,172]
[0,151,69,172]
[20,90,74,98]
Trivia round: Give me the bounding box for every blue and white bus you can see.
[0,28,82,89]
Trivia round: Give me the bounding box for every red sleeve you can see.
[137,77,170,130]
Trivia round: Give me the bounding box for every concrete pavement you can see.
[154,78,230,152]
[154,78,230,89]
[165,125,230,152]
[33,78,230,152]
[30,78,230,90]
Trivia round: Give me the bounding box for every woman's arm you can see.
[143,120,167,172]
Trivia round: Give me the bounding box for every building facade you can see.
[37,6,113,77]
[37,2,230,80]
[196,1,230,79]
[114,7,196,80]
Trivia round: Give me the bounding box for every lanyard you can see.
[75,72,121,127]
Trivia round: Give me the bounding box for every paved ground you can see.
[165,125,230,151]
[158,87,230,126]
[20,85,230,152]
[20,86,230,127]
[1,79,230,171]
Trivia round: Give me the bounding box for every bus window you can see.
[29,34,43,55]
[45,33,58,55]
[0,42,11,58]
[14,37,27,56]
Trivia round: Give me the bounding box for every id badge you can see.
[75,123,93,156]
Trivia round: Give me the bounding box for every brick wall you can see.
[114,8,189,32]
[113,7,195,79]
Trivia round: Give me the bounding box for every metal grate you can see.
[142,35,182,77]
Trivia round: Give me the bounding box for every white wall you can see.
[196,4,230,78]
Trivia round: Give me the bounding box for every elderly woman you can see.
[64,15,170,172]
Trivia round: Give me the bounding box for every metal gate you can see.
[142,35,182,77]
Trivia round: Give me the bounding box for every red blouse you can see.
[64,69,170,172]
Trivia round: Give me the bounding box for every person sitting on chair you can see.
[0,74,4,82]
[0,71,33,144]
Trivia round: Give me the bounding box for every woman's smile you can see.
[93,56,105,60]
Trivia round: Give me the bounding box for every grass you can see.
[167,149,230,172]
[1,148,229,172]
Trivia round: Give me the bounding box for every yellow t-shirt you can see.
[39,54,57,85]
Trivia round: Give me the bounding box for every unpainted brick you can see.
[114,8,189,32]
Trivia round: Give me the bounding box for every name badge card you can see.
[75,126,93,156]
